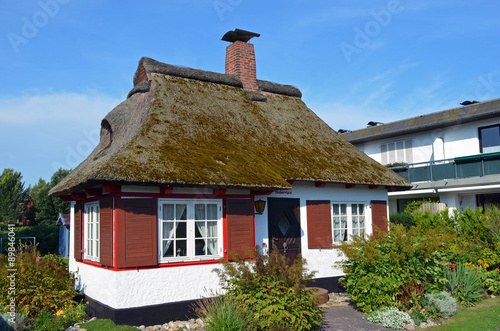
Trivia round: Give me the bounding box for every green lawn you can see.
[428,296,500,331]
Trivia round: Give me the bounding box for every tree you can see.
[31,168,70,225]
[0,168,28,222]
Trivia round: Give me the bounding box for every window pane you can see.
[207,239,217,255]
[341,204,347,215]
[176,240,187,256]
[176,204,187,220]
[195,221,206,238]
[176,222,187,238]
[207,204,217,220]
[195,239,206,256]
[162,222,174,239]
[333,230,340,242]
[207,221,217,237]
[332,204,339,216]
[195,204,205,220]
[163,204,174,220]
[163,240,174,257]
[481,126,500,153]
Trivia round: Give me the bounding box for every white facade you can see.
[69,183,388,309]
[346,107,500,214]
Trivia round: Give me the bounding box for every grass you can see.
[427,296,500,331]
[80,319,139,331]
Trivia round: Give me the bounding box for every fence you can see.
[0,237,36,254]
[417,203,447,214]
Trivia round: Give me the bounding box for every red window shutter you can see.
[371,200,388,239]
[226,199,255,260]
[100,197,113,267]
[116,198,157,268]
[74,203,83,261]
[306,200,332,249]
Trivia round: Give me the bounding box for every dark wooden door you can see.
[268,198,301,262]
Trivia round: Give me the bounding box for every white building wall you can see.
[256,182,388,279]
[71,183,389,309]
[357,118,499,166]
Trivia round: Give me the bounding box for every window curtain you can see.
[162,204,186,257]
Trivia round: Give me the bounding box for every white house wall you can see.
[69,183,389,309]
[73,261,222,309]
[357,118,500,165]
[256,182,388,279]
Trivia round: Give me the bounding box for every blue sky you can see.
[1,0,500,187]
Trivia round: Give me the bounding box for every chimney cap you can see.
[222,29,260,43]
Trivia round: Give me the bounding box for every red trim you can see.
[160,186,173,194]
[369,185,379,189]
[315,182,326,187]
[85,189,102,197]
[250,190,274,195]
[287,180,295,185]
[76,257,221,271]
[103,184,121,193]
[60,195,73,201]
[71,193,86,200]
[345,184,356,189]
[213,188,226,195]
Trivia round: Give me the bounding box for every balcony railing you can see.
[388,152,500,183]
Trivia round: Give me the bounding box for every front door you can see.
[267,198,301,262]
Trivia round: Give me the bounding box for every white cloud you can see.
[0,92,120,129]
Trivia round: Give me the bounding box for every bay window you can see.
[159,199,222,262]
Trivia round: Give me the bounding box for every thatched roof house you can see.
[50,58,408,198]
[49,29,410,326]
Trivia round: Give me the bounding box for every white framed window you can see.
[158,199,222,262]
[381,140,413,165]
[84,201,100,262]
[332,202,366,244]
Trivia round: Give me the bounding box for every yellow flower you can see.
[56,310,64,316]
[3,307,8,311]
[478,259,484,264]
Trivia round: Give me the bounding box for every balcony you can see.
[388,152,500,183]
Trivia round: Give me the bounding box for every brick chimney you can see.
[222,29,261,93]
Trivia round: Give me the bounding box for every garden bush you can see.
[364,307,411,329]
[425,291,457,319]
[0,244,78,317]
[194,294,256,331]
[215,247,323,331]
[15,224,58,255]
[337,224,454,312]
[443,263,484,307]
[389,213,413,230]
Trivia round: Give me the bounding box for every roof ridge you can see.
[131,57,302,98]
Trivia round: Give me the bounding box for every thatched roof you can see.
[50,58,410,197]
[343,98,500,144]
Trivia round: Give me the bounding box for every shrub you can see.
[425,291,457,319]
[337,224,454,312]
[443,263,484,307]
[0,244,78,317]
[364,307,411,329]
[15,224,59,255]
[389,213,413,230]
[215,247,322,331]
[31,302,86,331]
[194,294,256,331]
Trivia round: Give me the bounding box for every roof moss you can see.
[50,68,410,196]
